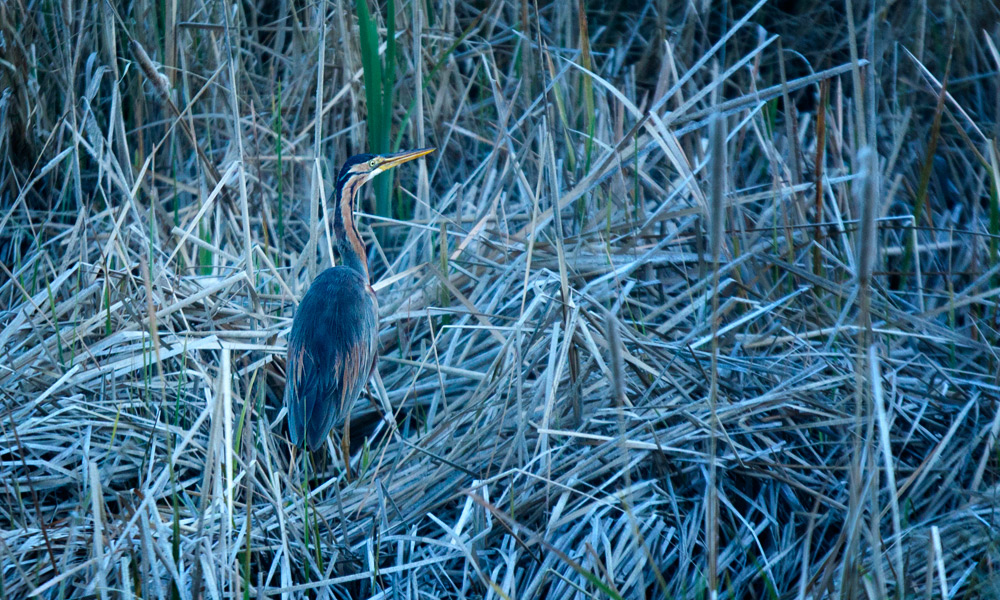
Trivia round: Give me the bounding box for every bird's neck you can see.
[333,177,370,281]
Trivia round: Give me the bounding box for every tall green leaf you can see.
[356,0,396,226]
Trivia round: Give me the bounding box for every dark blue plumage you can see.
[284,267,378,451]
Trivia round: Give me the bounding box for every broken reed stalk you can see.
[706,109,726,598]
[843,145,879,596]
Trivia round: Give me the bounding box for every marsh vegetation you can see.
[2,0,999,597]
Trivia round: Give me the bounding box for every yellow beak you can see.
[369,147,436,179]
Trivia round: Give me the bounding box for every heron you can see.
[284,147,435,461]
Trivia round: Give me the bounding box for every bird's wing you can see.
[283,332,315,449]
[334,290,378,427]
[284,278,378,451]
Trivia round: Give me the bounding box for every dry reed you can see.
[2,1,1000,598]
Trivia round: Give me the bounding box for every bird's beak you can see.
[369,147,436,180]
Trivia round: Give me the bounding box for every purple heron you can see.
[284,148,435,454]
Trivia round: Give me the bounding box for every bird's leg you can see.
[341,420,352,482]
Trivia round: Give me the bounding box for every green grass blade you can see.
[356,0,394,223]
[379,0,397,219]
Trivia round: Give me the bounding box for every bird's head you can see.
[337,147,436,186]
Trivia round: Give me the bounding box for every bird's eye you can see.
[368,158,378,168]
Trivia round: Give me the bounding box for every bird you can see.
[284,147,435,458]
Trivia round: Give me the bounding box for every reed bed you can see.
[2,0,1000,598]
